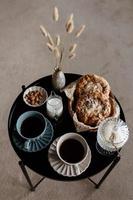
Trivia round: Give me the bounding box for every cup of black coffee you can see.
[56,133,89,165]
[16,111,46,149]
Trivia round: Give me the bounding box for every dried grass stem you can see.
[53,6,59,21]
[76,25,86,37]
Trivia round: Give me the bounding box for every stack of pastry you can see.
[74,74,115,128]
[63,73,119,132]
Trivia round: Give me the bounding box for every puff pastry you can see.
[75,93,112,127]
[75,74,110,99]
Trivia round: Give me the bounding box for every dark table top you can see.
[8,73,125,181]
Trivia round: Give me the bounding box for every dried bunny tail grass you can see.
[69,52,76,59]
[56,35,60,46]
[40,25,48,37]
[53,6,59,21]
[47,32,55,46]
[66,13,74,33]
[67,22,74,33]
[66,13,74,24]
[69,43,77,54]
[46,43,55,51]
[75,25,86,38]
[54,47,60,58]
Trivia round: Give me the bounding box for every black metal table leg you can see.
[96,155,120,188]
[19,161,35,191]
[18,161,46,191]
[88,155,121,189]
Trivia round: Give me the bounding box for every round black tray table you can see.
[8,73,125,191]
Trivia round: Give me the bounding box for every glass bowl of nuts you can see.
[23,86,48,107]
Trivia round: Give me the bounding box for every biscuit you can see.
[75,94,112,127]
[75,74,110,99]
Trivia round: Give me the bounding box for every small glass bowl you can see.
[97,117,129,152]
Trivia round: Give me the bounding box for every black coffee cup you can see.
[16,111,46,140]
[56,133,89,165]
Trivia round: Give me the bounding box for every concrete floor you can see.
[0,0,133,199]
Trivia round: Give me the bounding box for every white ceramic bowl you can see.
[23,86,48,107]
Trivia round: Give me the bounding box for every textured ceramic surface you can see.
[52,68,66,90]
[16,111,46,140]
[48,137,91,177]
[13,117,53,152]
[56,132,89,165]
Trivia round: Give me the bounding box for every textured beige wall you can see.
[0,0,133,199]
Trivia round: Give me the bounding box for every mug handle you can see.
[74,164,81,175]
[24,140,31,150]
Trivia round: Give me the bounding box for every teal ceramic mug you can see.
[16,111,46,150]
